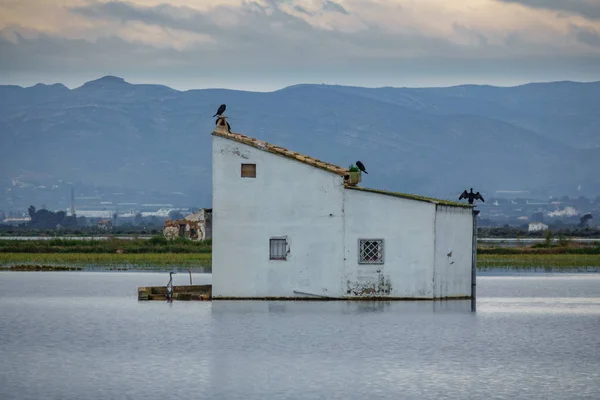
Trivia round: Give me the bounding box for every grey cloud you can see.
[322,0,349,15]
[495,0,600,20]
[291,1,347,17]
[69,1,323,61]
[66,0,475,62]
[293,5,312,15]
[452,23,489,47]
[2,31,600,90]
[572,25,600,47]
[2,0,600,88]
[0,30,180,71]
[70,1,214,32]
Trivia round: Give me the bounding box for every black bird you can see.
[459,188,485,205]
[356,160,368,174]
[214,117,231,133]
[213,104,226,117]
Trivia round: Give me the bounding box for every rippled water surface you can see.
[1,272,599,400]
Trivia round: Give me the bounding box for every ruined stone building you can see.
[163,209,212,241]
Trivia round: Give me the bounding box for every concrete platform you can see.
[138,284,212,301]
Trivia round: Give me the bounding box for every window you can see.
[270,237,288,260]
[241,163,256,178]
[359,239,384,264]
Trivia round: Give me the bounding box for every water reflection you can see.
[0,272,599,400]
[212,299,474,316]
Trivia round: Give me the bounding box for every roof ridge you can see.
[212,128,349,176]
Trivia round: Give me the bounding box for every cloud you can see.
[1,0,600,89]
[573,25,600,47]
[495,0,600,20]
[61,0,600,57]
[291,0,348,16]
[322,0,348,15]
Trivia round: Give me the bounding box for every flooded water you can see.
[1,272,599,400]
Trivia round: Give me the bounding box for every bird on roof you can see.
[459,188,485,205]
[214,116,231,133]
[213,104,226,117]
[356,160,368,174]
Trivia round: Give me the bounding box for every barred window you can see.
[359,239,384,264]
[241,163,256,178]
[270,238,288,260]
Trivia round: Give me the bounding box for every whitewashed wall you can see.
[433,205,474,298]
[212,135,346,298]
[342,189,437,298]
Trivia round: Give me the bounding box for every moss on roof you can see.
[344,185,472,208]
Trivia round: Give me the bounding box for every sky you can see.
[1,0,600,91]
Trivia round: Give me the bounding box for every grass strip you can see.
[477,254,600,268]
[0,237,211,254]
[0,253,211,268]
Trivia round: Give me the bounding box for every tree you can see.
[27,207,73,229]
[579,213,593,228]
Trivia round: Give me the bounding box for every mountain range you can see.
[1,76,599,210]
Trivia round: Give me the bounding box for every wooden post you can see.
[471,209,479,312]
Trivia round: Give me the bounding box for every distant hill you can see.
[1,76,599,210]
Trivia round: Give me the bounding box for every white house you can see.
[528,222,549,232]
[211,123,476,300]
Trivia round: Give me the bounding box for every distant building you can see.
[97,219,113,231]
[1,216,31,225]
[163,209,212,241]
[528,222,549,232]
[211,124,476,300]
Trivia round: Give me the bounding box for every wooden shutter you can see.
[241,163,256,178]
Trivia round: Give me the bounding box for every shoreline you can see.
[2,265,599,275]
[0,262,600,276]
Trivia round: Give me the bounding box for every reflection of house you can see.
[528,222,549,232]
[163,209,212,241]
[211,123,476,300]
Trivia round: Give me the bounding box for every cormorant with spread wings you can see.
[459,188,484,205]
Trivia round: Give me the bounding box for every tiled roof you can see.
[344,186,473,208]
[212,127,349,176]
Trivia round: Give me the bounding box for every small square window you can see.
[270,238,288,260]
[241,163,256,178]
[359,239,384,264]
